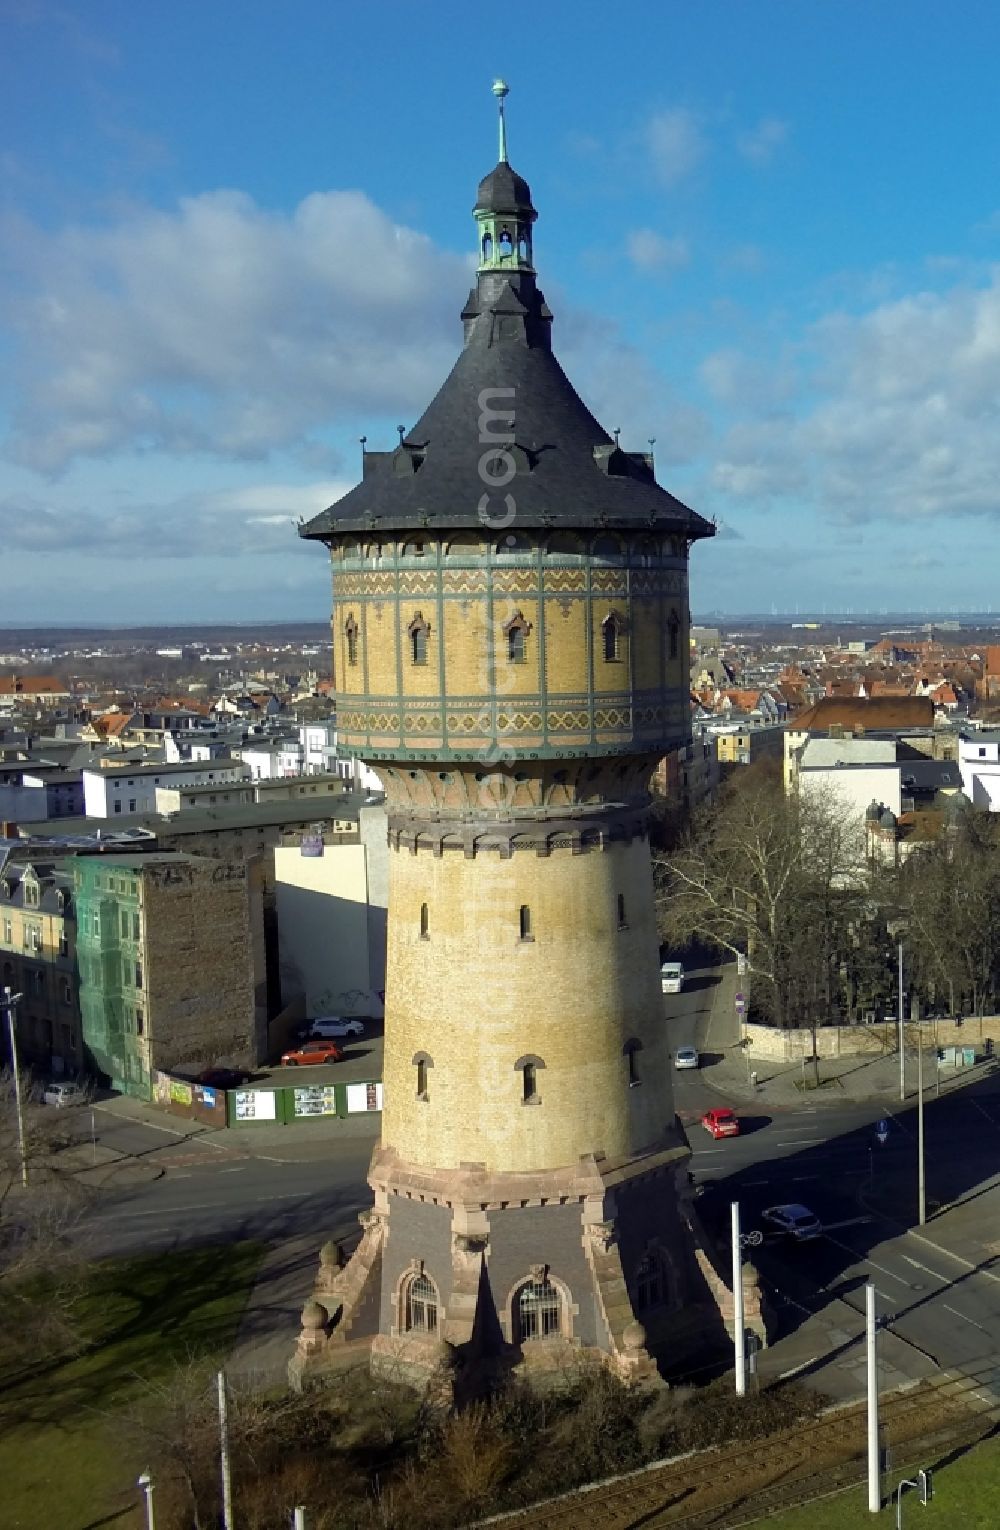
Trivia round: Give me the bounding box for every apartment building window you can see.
[62,979,72,1005]
[114,801,122,814]
[120,909,129,939]
[23,881,39,909]
[129,799,137,812]
[135,960,143,990]
[133,911,140,940]
[58,932,68,958]
[2,918,10,944]
[33,969,45,995]
[135,1005,144,1036]
[92,910,100,936]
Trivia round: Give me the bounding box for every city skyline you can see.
[5,2,1000,621]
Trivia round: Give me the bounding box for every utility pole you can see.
[898,941,905,1102]
[293,1509,307,1530]
[218,1369,234,1530]
[137,1470,156,1530]
[731,1200,746,1398]
[917,1033,926,1226]
[867,1282,880,1513]
[3,987,28,1188]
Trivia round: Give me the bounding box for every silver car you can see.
[673,1046,700,1071]
[42,1080,88,1108]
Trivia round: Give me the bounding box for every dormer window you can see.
[23,880,39,909]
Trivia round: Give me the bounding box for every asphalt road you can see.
[667,966,1000,1398]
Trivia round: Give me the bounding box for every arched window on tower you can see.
[515,1274,563,1341]
[515,1052,544,1104]
[404,1270,439,1333]
[633,1249,665,1313]
[413,1050,432,1101]
[345,614,359,667]
[517,234,529,262]
[498,225,513,258]
[504,610,531,664]
[668,609,681,662]
[602,611,623,663]
[482,231,493,262]
[409,612,430,666]
[624,1037,643,1087]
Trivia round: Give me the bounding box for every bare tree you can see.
[656,772,876,1078]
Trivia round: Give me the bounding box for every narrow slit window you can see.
[602,613,621,662]
[345,615,359,667]
[668,610,680,661]
[508,625,526,663]
[409,613,430,666]
[522,1061,537,1102]
[519,904,532,941]
[420,902,429,939]
[416,1057,427,1098]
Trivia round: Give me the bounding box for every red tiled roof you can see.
[0,674,69,695]
[789,696,935,732]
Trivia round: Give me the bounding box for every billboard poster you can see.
[346,1081,383,1113]
[234,1089,277,1121]
[293,1085,338,1118]
[169,1079,193,1106]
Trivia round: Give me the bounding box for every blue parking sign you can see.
[876,1118,889,1145]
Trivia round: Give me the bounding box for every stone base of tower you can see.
[290,1131,744,1398]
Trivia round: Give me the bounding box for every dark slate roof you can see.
[301,209,714,543]
[475,161,535,217]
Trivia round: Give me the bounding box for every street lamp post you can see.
[2,986,28,1188]
[866,1282,880,1513]
[917,1030,926,1226]
[898,941,905,1102]
[732,1200,746,1398]
[137,1470,156,1530]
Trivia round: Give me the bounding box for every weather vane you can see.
[492,78,509,162]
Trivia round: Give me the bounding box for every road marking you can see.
[691,1148,725,1156]
[900,1253,950,1282]
[824,1234,912,1286]
[792,1175,818,1182]
[744,1179,771,1187]
[970,1098,1000,1129]
[942,1304,990,1334]
[92,1105,193,1138]
[778,1356,820,1379]
[909,1233,1000,1286]
[775,1137,826,1146]
[791,1109,818,1115]
[219,1167,247,1174]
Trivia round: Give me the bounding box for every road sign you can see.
[876,1118,889,1145]
[738,1229,763,1248]
[737,954,749,976]
[735,991,747,1015]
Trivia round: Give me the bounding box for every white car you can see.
[307,1016,365,1040]
[661,962,685,994]
[761,1204,822,1242]
[674,1046,700,1071]
[42,1080,88,1108]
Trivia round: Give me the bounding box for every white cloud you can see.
[708,268,1000,523]
[625,228,691,273]
[644,108,706,187]
[0,190,469,473]
[736,117,789,166]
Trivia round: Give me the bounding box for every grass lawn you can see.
[752,1435,1000,1528]
[0,1241,263,1530]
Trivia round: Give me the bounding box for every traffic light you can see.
[918,1468,933,1504]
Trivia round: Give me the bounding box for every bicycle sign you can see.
[739,1230,763,1248]
[876,1118,889,1146]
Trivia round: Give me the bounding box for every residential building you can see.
[0,675,71,705]
[783,696,936,791]
[73,853,259,1098]
[82,757,251,818]
[0,858,80,1075]
[714,719,784,768]
[957,728,1000,810]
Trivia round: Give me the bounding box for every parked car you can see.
[661,961,685,994]
[761,1203,822,1241]
[702,1107,740,1139]
[674,1046,700,1071]
[198,1067,253,1090]
[42,1080,88,1108]
[306,1016,365,1040]
[280,1040,344,1067]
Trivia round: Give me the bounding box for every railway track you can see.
[485,1376,993,1530]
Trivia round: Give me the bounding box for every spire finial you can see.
[492,78,510,163]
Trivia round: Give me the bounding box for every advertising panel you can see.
[234,1089,277,1122]
[293,1085,338,1118]
[169,1079,193,1106]
[346,1081,383,1113]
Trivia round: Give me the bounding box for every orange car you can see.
[701,1107,740,1139]
[280,1039,344,1067]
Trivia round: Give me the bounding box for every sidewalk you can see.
[93,1089,383,1160]
[697,965,997,1108]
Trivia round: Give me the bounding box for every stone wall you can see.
[745,1015,1000,1062]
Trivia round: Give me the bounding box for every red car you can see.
[280,1040,344,1067]
[702,1107,740,1139]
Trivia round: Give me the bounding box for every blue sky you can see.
[4,0,1000,623]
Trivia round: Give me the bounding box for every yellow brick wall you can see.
[382,837,672,1173]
